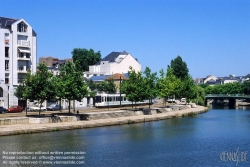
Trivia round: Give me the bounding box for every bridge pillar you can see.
[228,98,236,108]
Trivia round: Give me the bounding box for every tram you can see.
[94,93,151,108]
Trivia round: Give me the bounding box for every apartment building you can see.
[0,16,37,108]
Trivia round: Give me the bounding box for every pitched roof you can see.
[0,16,18,29]
[89,73,129,82]
[95,51,128,65]
[105,73,128,80]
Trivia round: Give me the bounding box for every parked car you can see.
[47,104,62,111]
[0,106,7,114]
[7,106,23,113]
[29,105,46,111]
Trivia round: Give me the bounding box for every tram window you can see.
[102,97,105,102]
[96,96,101,103]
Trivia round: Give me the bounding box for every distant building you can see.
[84,51,141,79]
[39,56,73,76]
[195,73,250,86]
[0,16,37,108]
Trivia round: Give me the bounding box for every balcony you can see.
[17,40,30,47]
[17,54,30,61]
[17,66,30,73]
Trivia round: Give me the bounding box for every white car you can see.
[29,105,46,111]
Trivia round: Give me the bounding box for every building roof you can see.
[0,16,18,29]
[0,16,37,35]
[95,51,128,65]
[105,73,128,80]
[89,73,129,82]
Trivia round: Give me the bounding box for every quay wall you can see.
[0,105,208,136]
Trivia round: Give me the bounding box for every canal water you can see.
[0,106,250,167]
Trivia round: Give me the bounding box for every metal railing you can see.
[17,40,30,47]
[206,94,250,98]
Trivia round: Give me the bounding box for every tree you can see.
[121,66,146,108]
[178,75,197,103]
[56,61,89,114]
[23,64,56,116]
[14,69,34,116]
[105,78,117,93]
[204,82,243,95]
[72,48,101,72]
[194,85,206,106]
[96,81,108,92]
[143,67,158,108]
[169,55,189,80]
[157,68,181,106]
[87,79,97,98]
[242,80,250,95]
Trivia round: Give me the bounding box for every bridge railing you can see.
[206,94,250,98]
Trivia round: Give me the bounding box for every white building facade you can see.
[85,51,141,78]
[0,17,37,108]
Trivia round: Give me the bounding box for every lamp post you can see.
[120,76,121,107]
[108,94,109,110]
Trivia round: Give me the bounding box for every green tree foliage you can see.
[143,67,158,108]
[157,68,181,106]
[56,61,89,114]
[192,85,206,106]
[87,80,97,98]
[242,80,250,94]
[14,82,26,100]
[204,82,243,94]
[14,70,34,115]
[178,75,197,103]
[169,55,189,80]
[96,81,108,92]
[21,64,56,116]
[105,78,116,93]
[72,48,101,72]
[121,67,146,107]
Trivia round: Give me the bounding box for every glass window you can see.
[0,88,3,97]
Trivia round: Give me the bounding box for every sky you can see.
[1,0,250,78]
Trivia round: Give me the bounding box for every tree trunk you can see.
[68,100,71,115]
[149,98,151,109]
[39,103,41,117]
[25,99,28,117]
[60,98,62,112]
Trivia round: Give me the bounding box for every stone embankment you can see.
[0,105,208,136]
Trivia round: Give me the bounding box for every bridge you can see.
[205,94,250,107]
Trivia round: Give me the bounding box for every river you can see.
[0,106,250,166]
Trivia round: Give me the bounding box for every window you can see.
[26,53,30,58]
[0,88,3,97]
[5,60,9,71]
[5,47,9,57]
[5,78,9,84]
[17,22,28,32]
[5,33,9,44]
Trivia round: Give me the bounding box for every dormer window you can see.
[17,22,28,32]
